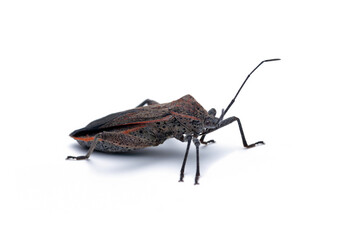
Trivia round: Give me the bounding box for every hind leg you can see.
[136,99,159,107]
[66,133,103,160]
[66,130,158,160]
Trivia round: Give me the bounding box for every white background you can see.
[1,1,359,239]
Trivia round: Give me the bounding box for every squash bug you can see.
[67,59,280,184]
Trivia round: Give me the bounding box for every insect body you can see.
[67,59,280,184]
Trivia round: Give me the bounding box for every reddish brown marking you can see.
[125,115,173,125]
[73,136,94,141]
[170,111,200,121]
[73,136,97,142]
[72,115,173,141]
[122,125,146,134]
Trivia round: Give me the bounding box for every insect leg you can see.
[66,133,103,160]
[136,99,159,107]
[200,134,215,145]
[208,116,264,148]
[179,135,192,182]
[193,138,201,185]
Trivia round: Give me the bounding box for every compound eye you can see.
[208,108,216,117]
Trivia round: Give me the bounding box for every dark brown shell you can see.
[70,95,209,138]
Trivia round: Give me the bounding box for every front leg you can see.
[203,116,264,148]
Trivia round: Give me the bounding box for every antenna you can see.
[218,58,280,122]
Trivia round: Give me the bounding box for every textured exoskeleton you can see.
[67,59,280,184]
[70,95,212,153]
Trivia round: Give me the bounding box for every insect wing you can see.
[70,104,172,137]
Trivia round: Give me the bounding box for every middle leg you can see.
[200,134,215,145]
[193,138,201,185]
[179,135,192,182]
